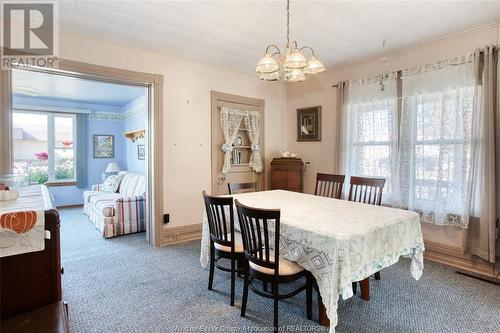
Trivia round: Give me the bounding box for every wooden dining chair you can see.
[314,173,345,199]
[228,182,257,194]
[203,191,247,306]
[347,176,386,300]
[235,199,312,330]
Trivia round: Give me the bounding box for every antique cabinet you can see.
[270,158,304,193]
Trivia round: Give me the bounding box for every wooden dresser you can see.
[270,158,304,192]
[0,185,64,326]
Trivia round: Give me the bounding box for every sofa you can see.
[83,173,147,238]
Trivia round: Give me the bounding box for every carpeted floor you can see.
[59,207,500,333]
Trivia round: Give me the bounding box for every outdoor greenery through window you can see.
[13,111,76,184]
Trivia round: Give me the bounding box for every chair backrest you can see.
[235,199,280,278]
[314,173,345,199]
[202,191,235,250]
[227,182,257,195]
[348,176,386,206]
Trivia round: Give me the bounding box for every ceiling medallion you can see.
[255,0,326,82]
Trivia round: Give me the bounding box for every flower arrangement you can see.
[34,152,48,161]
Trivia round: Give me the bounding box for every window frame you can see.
[12,110,77,185]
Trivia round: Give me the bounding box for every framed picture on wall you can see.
[297,106,322,141]
[138,145,145,160]
[93,135,114,158]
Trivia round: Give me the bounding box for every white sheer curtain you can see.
[220,107,244,175]
[399,57,476,227]
[343,74,398,204]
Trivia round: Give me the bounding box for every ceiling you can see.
[12,69,145,107]
[56,1,500,73]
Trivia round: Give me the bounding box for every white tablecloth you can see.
[200,190,424,332]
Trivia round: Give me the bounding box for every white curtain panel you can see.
[219,107,244,175]
[244,111,263,173]
[344,74,399,204]
[400,57,476,227]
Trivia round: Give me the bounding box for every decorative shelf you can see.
[124,129,145,142]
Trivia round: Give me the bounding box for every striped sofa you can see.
[83,173,147,238]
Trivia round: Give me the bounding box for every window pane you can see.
[55,116,74,148]
[12,112,48,184]
[55,149,75,180]
[355,102,393,143]
[354,145,392,178]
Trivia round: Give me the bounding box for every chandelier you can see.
[255,0,326,82]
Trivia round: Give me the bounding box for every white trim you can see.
[15,104,91,114]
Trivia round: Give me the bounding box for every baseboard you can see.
[162,223,202,246]
[424,240,499,283]
[56,204,84,208]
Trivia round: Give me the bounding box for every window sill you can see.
[45,181,77,187]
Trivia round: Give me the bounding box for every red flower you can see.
[34,152,48,161]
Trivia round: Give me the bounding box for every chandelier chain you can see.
[286,0,290,48]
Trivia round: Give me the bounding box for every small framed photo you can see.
[137,145,145,160]
[93,135,114,158]
[297,106,322,141]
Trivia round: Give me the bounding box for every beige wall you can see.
[54,31,287,229]
[286,24,500,248]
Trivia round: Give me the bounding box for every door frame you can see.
[0,59,164,246]
[210,90,265,195]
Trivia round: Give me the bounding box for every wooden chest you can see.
[270,158,304,193]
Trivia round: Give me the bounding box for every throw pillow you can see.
[101,174,124,193]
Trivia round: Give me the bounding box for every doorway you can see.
[1,61,163,246]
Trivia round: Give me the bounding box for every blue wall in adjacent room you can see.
[12,95,146,206]
[123,96,146,174]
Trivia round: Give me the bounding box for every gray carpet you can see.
[59,207,500,333]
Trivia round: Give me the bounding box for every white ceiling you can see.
[12,68,145,106]
[56,1,500,73]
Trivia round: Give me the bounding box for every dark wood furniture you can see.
[227,182,257,195]
[1,301,69,333]
[203,191,247,306]
[270,158,304,192]
[348,176,386,206]
[235,199,312,330]
[0,185,62,319]
[314,173,345,199]
[347,176,386,300]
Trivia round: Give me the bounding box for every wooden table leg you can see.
[318,293,330,326]
[360,278,370,301]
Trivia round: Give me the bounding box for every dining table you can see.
[200,190,425,333]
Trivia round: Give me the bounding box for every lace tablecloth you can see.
[200,190,424,332]
[0,186,46,257]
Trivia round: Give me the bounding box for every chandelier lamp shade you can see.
[255,0,326,82]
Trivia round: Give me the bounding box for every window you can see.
[344,62,476,226]
[13,111,76,184]
[345,77,398,203]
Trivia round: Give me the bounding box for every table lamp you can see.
[102,162,120,181]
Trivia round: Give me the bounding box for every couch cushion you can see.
[119,173,146,197]
[89,193,121,206]
[83,191,103,203]
[101,174,124,193]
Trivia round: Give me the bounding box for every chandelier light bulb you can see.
[304,56,326,75]
[254,0,326,82]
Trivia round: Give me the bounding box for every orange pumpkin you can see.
[0,211,38,234]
